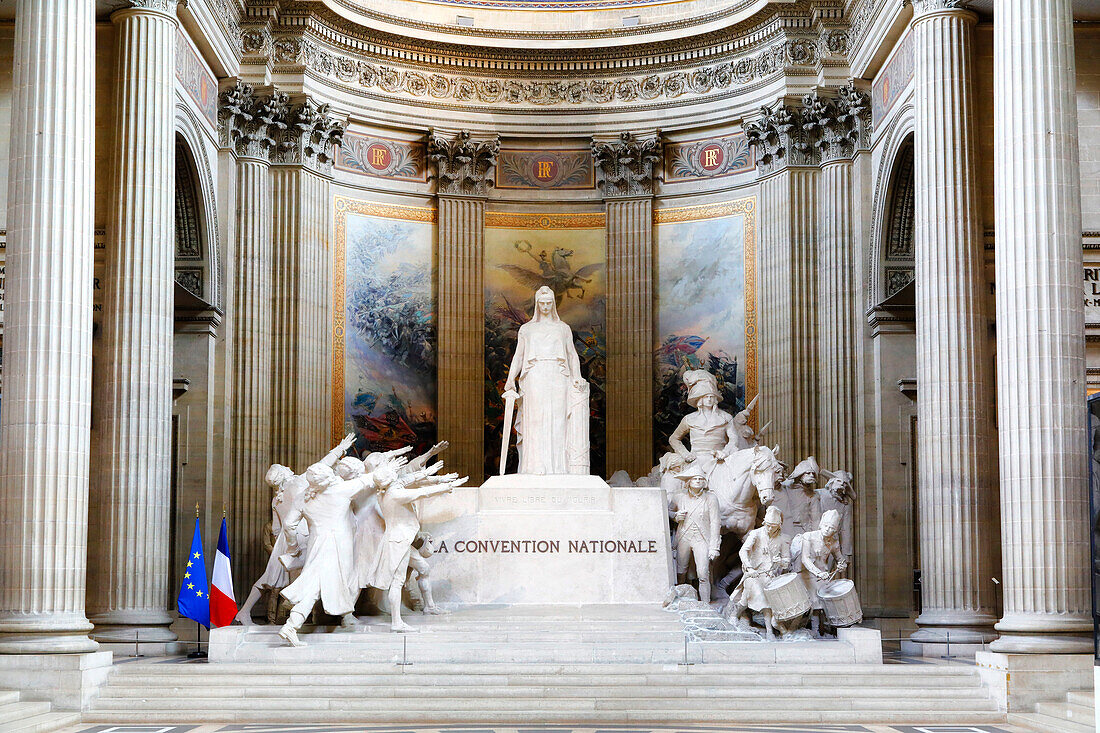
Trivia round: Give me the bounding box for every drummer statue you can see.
[796,509,848,637]
[726,505,792,638]
[669,465,721,603]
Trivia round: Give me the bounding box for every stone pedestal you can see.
[419,475,675,605]
[975,651,1092,712]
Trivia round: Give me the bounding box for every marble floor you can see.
[57,724,1034,733]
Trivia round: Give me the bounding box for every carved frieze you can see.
[272,35,823,108]
[118,0,177,11]
[427,130,501,197]
[665,134,753,182]
[496,149,594,190]
[592,132,661,198]
[912,0,969,13]
[337,133,426,182]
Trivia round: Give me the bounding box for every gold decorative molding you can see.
[331,197,438,442]
[654,196,758,424]
[485,211,606,229]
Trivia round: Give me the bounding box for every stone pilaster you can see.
[746,106,819,462]
[271,99,344,472]
[991,0,1091,654]
[219,81,286,591]
[0,0,98,653]
[807,83,870,476]
[910,0,998,644]
[428,131,499,483]
[87,0,180,649]
[592,132,661,479]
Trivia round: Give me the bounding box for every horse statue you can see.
[707,444,782,540]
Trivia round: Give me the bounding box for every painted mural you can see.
[665,134,754,182]
[872,29,914,127]
[654,199,757,458]
[337,133,427,182]
[483,212,607,477]
[333,199,438,456]
[175,29,217,128]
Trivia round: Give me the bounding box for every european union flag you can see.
[177,518,210,628]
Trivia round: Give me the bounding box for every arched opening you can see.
[866,132,919,622]
[169,136,220,612]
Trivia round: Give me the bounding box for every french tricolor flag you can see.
[210,517,238,628]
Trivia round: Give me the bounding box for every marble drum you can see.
[418,474,676,606]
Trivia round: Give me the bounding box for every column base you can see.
[0,613,98,654]
[911,609,999,644]
[89,610,178,647]
[991,612,1092,653]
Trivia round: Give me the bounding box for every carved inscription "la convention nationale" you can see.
[435,539,661,554]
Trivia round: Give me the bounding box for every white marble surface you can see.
[417,476,674,605]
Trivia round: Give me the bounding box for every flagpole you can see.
[187,502,208,660]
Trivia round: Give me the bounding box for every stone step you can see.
[104,671,983,689]
[116,661,978,676]
[0,701,52,725]
[1035,701,1096,727]
[1014,711,1094,733]
[0,711,83,733]
[0,690,21,705]
[89,694,998,713]
[98,683,991,699]
[1067,689,1095,708]
[80,709,1007,725]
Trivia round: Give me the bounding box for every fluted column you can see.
[86,0,179,648]
[810,85,871,476]
[991,0,1091,654]
[910,0,998,644]
[271,100,344,472]
[593,133,661,479]
[746,109,819,461]
[219,83,285,591]
[428,131,499,483]
[0,0,98,653]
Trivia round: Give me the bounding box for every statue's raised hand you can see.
[338,432,356,452]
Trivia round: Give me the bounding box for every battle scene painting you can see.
[336,202,437,457]
[483,217,607,477]
[654,203,754,459]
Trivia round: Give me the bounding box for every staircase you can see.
[84,660,1004,725]
[1014,689,1095,733]
[0,689,80,733]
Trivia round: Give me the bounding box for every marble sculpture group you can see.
[237,286,862,645]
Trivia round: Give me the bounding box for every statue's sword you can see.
[499,389,520,475]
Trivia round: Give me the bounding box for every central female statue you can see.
[503,286,590,475]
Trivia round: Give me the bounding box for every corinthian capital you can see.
[218,80,292,162]
[912,0,971,15]
[800,83,873,163]
[591,132,661,198]
[271,98,346,172]
[427,130,501,197]
[118,0,178,10]
[744,102,820,173]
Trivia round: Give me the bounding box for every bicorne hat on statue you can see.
[789,456,820,482]
[683,370,720,408]
[674,463,709,486]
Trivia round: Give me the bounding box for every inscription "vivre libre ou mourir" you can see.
[436,539,661,554]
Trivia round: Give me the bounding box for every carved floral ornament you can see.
[745,81,871,172]
[218,80,346,166]
[426,130,501,196]
[268,35,834,108]
[591,132,662,198]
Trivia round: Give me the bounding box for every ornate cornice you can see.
[592,132,661,198]
[427,130,500,197]
[272,34,825,109]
